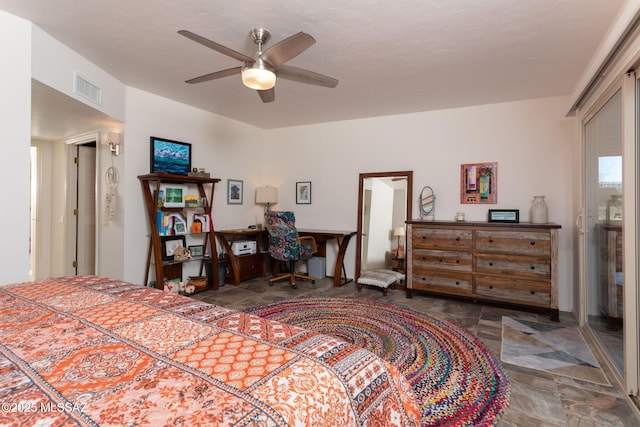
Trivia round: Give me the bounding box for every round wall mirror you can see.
[420,186,435,219]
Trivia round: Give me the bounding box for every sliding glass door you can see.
[581,72,638,395]
[584,90,624,373]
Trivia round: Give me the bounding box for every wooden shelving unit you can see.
[138,173,220,291]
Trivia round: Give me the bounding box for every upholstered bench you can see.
[357,269,405,295]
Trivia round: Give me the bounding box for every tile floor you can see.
[191,277,640,426]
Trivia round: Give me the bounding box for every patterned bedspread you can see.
[0,276,419,426]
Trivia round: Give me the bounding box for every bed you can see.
[0,276,419,426]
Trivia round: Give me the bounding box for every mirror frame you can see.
[356,171,413,283]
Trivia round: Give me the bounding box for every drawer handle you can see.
[530,265,536,270]
[530,241,536,245]
[489,285,493,289]
[489,262,493,266]
[530,290,536,295]
[455,281,460,285]
[455,259,460,263]
[488,238,494,243]
[439,259,443,262]
[422,236,427,240]
[455,236,461,241]
[421,277,426,281]
[422,256,426,260]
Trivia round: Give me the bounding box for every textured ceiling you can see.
[0,0,626,137]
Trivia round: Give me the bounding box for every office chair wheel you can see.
[290,284,297,289]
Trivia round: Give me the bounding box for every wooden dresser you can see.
[406,220,561,320]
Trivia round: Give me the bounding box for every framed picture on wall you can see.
[460,162,497,204]
[296,181,312,204]
[227,179,243,204]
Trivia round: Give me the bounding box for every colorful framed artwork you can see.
[150,136,192,175]
[227,179,243,204]
[296,181,312,204]
[460,162,497,204]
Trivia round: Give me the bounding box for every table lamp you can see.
[256,186,278,211]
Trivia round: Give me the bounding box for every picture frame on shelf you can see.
[488,209,519,223]
[150,136,192,175]
[460,162,497,204]
[188,245,205,258]
[161,184,187,208]
[296,181,312,204]
[192,212,211,233]
[161,235,186,261]
[227,179,243,204]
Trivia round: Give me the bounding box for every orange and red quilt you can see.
[0,276,419,426]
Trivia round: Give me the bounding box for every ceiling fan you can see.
[178,28,338,103]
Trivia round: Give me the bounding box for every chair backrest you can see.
[264,211,301,261]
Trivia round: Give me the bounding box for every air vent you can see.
[74,73,102,105]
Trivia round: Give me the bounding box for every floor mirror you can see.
[356,171,413,282]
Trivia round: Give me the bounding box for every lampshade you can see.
[256,186,278,204]
[242,60,276,90]
[394,226,406,237]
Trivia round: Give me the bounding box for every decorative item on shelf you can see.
[185,195,199,208]
[187,276,208,292]
[530,195,548,224]
[394,226,406,259]
[188,167,211,178]
[455,212,465,222]
[256,186,278,211]
[173,246,192,261]
[607,194,622,223]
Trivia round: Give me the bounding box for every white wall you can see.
[264,96,575,310]
[0,11,31,284]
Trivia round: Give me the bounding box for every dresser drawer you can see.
[412,249,472,272]
[475,253,550,279]
[411,268,473,296]
[475,230,550,256]
[412,227,473,250]
[476,275,550,307]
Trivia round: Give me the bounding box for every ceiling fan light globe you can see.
[242,68,276,90]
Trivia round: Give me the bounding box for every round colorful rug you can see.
[246,297,510,426]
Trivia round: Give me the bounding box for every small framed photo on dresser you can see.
[488,209,519,223]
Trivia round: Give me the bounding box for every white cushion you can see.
[357,269,404,288]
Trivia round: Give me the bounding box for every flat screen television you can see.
[150,136,192,175]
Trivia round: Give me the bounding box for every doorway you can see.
[67,142,97,276]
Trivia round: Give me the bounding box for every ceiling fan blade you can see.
[258,88,275,103]
[277,65,338,88]
[185,67,241,84]
[178,30,254,63]
[262,32,315,66]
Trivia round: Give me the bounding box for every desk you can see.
[297,229,356,287]
[216,228,266,285]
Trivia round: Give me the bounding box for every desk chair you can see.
[264,211,317,288]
